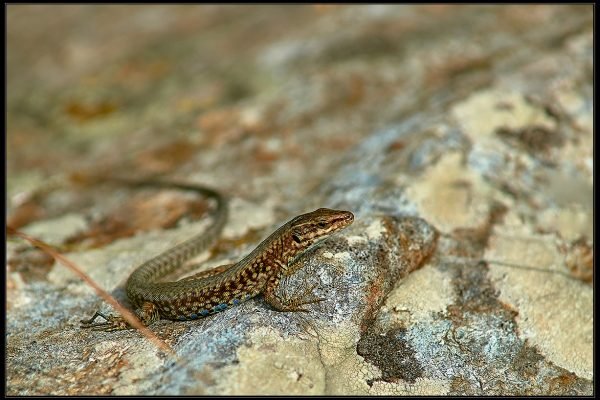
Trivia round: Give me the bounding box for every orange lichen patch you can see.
[116,60,170,86]
[496,125,564,155]
[420,4,454,14]
[254,144,280,163]
[319,136,356,152]
[196,108,245,144]
[341,74,366,107]
[176,83,227,113]
[7,247,55,282]
[64,191,209,249]
[7,200,46,229]
[548,372,579,394]
[562,238,593,283]
[424,55,491,90]
[64,100,118,122]
[321,73,367,113]
[7,127,44,150]
[68,170,109,187]
[361,278,386,329]
[312,4,342,13]
[134,140,196,173]
[383,216,438,276]
[386,140,406,152]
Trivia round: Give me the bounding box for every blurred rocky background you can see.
[7,5,592,395]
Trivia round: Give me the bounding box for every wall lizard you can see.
[80,180,354,331]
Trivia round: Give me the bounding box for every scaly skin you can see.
[81,181,354,331]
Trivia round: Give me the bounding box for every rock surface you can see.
[7,5,592,395]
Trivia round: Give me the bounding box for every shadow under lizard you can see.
[81,180,354,331]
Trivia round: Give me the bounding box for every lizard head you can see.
[289,208,354,250]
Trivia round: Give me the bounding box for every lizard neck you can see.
[239,224,299,273]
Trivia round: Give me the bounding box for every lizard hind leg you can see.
[80,301,160,332]
[80,311,132,332]
[138,301,161,325]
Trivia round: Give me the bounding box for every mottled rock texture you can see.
[7,5,592,395]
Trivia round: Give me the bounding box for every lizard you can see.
[80,179,354,331]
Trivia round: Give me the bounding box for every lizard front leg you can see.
[262,272,325,313]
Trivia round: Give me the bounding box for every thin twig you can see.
[443,255,577,281]
[7,226,178,358]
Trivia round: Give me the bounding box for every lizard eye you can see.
[292,229,302,243]
[318,222,328,228]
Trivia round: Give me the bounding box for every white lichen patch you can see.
[315,320,378,395]
[223,197,277,238]
[451,89,556,142]
[370,377,450,395]
[316,320,361,360]
[541,169,593,210]
[555,87,592,133]
[7,171,49,208]
[333,251,352,263]
[21,213,88,244]
[325,351,381,395]
[485,229,593,380]
[6,273,31,309]
[536,205,592,241]
[113,342,163,395]
[364,219,386,241]
[346,235,368,246]
[317,317,451,395]
[405,152,493,232]
[215,327,325,395]
[46,220,200,287]
[384,264,453,326]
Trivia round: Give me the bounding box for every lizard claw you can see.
[80,311,130,331]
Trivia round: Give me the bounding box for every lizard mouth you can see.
[333,210,354,230]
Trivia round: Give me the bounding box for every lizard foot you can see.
[80,311,131,332]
